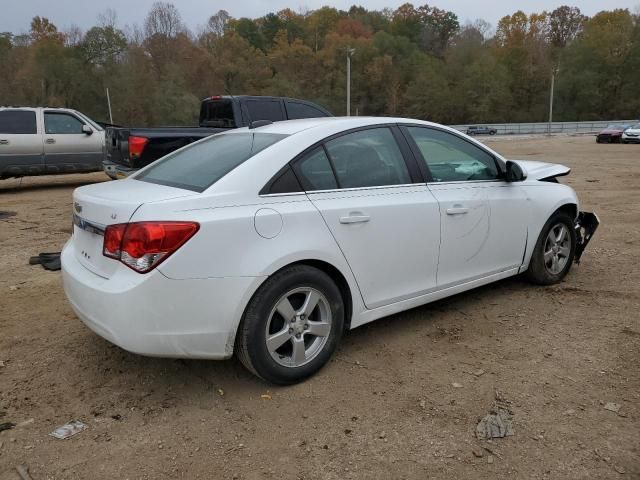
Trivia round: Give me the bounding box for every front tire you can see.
[526,212,576,285]
[235,265,344,384]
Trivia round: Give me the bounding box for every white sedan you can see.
[622,123,640,143]
[62,117,598,384]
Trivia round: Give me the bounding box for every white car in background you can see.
[62,117,598,384]
[621,123,640,143]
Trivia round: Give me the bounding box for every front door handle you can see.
[446,206,469,215]
[339,214,370,224]
[45,138,56,144]
[0,139,8,145]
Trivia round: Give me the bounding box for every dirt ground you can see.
[0,135,638,479]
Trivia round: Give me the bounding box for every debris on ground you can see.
[49,420,87,439]
[472,448,484,458]
[0,422,16,432]
[452,382,463,388]
[15,464,33,480]
[603,403,621,413]
[0,360,5,367]
[613,465,626,474]
[29,252,62,271]
[217,388,224,397]
[260,394,272,400]
[476,392,514,440]
[474,369,486,377]
[0,211,17,220]
[17,418,34,428]
[487,455,494,464]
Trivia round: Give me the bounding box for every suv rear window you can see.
[199,99,236,128]
[0,110,37,134]
[136,132,287,192]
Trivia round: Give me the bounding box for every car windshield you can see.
[631,123,640,129]
[135,132,287,192]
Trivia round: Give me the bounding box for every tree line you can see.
[0,3,638,126]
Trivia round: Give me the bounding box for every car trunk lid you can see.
[71,179,196,278]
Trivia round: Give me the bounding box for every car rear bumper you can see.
[61,241,264,359]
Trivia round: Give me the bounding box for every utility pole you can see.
[548,66,558,136]
[106,87,113,124]
[346,47,355,116]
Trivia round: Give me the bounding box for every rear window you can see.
[0,110,37,134]
[136,132,287,192]
[200,99,236,128]
[246,100,285,122]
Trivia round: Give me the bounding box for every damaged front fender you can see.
[574,212,599,263]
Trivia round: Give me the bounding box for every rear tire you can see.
[526,212,576,285]
[235,265,344,385]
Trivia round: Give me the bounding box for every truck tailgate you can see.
[105,127,130,167]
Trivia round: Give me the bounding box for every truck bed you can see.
[105,126,226,169]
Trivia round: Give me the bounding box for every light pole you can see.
[548,65,559,136]
[346,47,355,116]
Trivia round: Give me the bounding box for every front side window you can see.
[137,132,287,192]
[0,111,37,134]
[44,112,85,134]
[406,127,499,182]
[324,128,411,189]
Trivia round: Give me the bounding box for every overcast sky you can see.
[1,0,638,35]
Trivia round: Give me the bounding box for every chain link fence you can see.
[448,120,638,136]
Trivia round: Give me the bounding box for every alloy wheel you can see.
[543,223,571,275]
[265,287,332,368]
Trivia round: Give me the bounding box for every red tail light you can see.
[103,221,199,273]
[128,136,148,159]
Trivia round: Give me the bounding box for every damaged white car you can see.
[62,117,598,384]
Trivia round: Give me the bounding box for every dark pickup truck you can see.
[103,95,332,179]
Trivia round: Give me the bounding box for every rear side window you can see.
[294,147,338,191]
[246,100,284,122]
[199,100,236,128]
[285,101,328,120]
[325,128,411,189]
[136,132,287,192]
[0,110,37,134]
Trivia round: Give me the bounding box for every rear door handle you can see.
[339,214,370,224]
[0,139,8,145]
[446,206,469,215]
[45,138,56,144]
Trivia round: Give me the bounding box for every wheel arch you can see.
[231,257,356,358]
[273,259,354,330]
[554,202,577,221]
[521,200,578,272]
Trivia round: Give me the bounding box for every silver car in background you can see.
[0,107,105,179]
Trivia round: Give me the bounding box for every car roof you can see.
[229,116,448,137]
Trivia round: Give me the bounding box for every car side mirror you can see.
[82,125,93,135]
[505,160,527,182]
